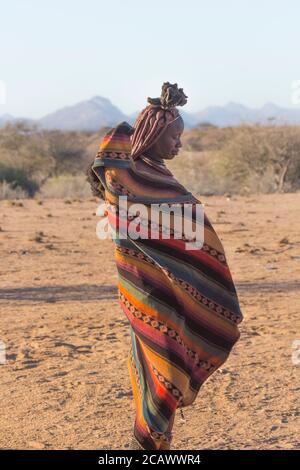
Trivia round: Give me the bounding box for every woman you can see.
[87,82,243,450]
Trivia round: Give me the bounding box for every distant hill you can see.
[2,97,300,131]
[39,96,127,131]
[0,113,36,128]
[193,102,300,127]
[0,113,14,127]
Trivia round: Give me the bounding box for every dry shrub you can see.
[37,175,91,199]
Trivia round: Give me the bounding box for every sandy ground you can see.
[0,193,299,450]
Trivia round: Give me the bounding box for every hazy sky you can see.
[1,0,300,118]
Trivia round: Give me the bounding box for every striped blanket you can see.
[92,122,243,450]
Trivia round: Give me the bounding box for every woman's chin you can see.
[165,152,178,160]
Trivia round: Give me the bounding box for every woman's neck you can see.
[143,149,164,164]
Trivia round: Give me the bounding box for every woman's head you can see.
[130,82,187,161]
[86,82,187,198]
[144,115,184,161]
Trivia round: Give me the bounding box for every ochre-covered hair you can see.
[130,82,187,160]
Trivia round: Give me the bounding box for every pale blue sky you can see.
[1,0,300,118]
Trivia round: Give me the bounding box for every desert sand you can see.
[0,193,299,450]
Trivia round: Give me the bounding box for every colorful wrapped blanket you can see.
[92,122,243,450]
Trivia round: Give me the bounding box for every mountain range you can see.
[1,96,300,131]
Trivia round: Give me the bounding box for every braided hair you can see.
[147,82,188,109]
[130,82,187,160]
[86,162,105,199]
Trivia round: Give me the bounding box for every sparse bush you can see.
[216,125,300,194]
[37,175,91,199]
[0,181,28,199]
[0,163,39,196]
[169,150,223,196]
[1,121,300,199]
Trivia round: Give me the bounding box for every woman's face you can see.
[147,117,184,161]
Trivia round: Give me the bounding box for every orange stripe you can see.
[119,280,219,364]
[116,250,237,337]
